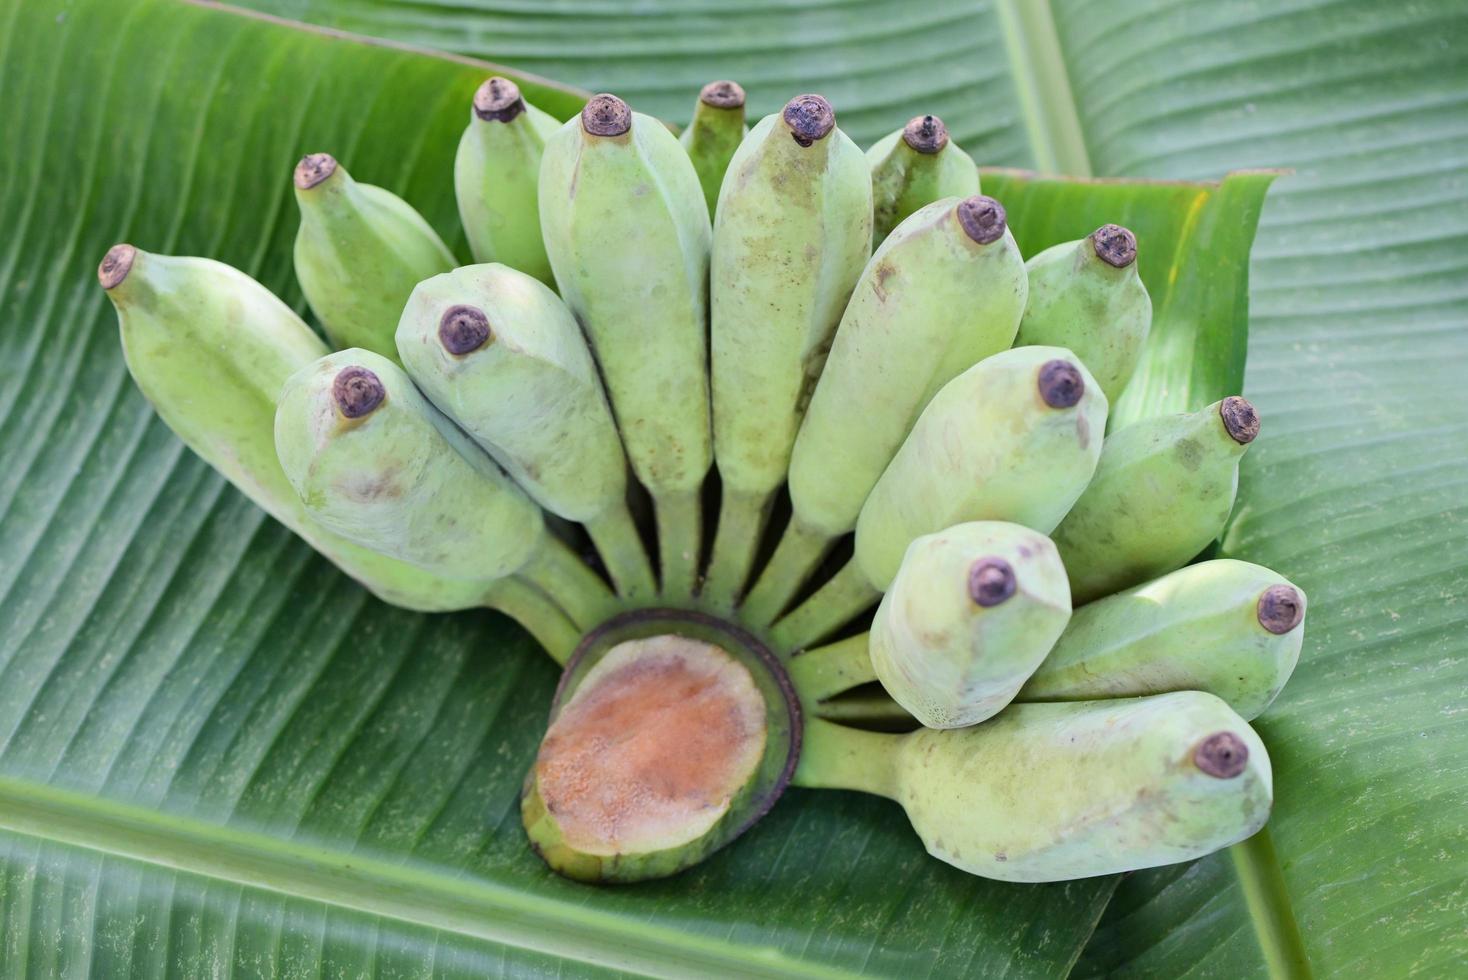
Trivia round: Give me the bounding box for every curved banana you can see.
[292,153,455,361]
[1052,396,1261,603]
[539,94,712,598]
[1014,224,1152,402]
[870,521,1071,729]
[854,346,1107,591]
[454,77,561,285]
[706,93,872,603]
[680,80,748,218]
[395,263,655,599]
[867,114,979,246]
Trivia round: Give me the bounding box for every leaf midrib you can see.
[0,775,865,980]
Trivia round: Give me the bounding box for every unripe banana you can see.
[796,692,1273,882]
[1019,559,1306,719]
[789,195,1028,539]
[395,263,656,599]
[1014,225,1152,402]
[454,77,561,285]
[1052,396,1260,603]
[274,348,545,583]
[292,154,456,361]
[746,195,1028,622]
[539,94,713,597]
[867,114,979,246]
[870,522,1071,729]
[98,244,489,612]
[706,94,872,602]
[680,81,749,218]
[854,346,1107,591]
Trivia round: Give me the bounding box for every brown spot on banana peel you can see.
[1193,731,1249,778]
[438,304,492,355]
[332,366,386,419]
[294,152,337,190]
[98,244,135,290]
[1257,584,1305,635]
[1038,359,1085,409]
[473,76,526,123]
[956,195,1006,245]
[1091,223,1138,268]
[902,114,949,154]
[581,93,631,137]
[699,80,745,109]
[782,94,835,146]
[969,558,1017,607]
[1220,395,1261,444]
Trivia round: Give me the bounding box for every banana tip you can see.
[294,153,338,191]
[333,366,386,419]
[1194,731,1249,778]
[98,244,136,290]
[1092,224,1137,268]
[1220,396,1260,445]
[902,114,949,154]
[969,558,1017,607]
[1257,584,1304,634]
[439,305,492,355]
[582,94,631,137]
[474,76,525,122]
[782,94,834,146]
[1038,359,1085,409]
[699,80,745,110]
[956,195,1006,245]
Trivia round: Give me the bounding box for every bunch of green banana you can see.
[98,81,1301,892]
[705,93,872,604]
[867,114,979,245]
[454,77,560,285]
[539,93,712,598]
[292,153,456,361]
[1014,224,1153,403]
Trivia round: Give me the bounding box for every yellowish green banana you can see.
[274,348,614,628]
[745,195,1027,624]
[705,93,873,604]
[453,77,561,286]
[395,262,655,599]
[1014,225,1153,403]
[867,114,979,246]
[539,94,712,598]
[292,154,456,362]
[1052,396,1260,603]
[680,80,748,217]
[796,691,1272,882]
[869,522,1070,729]
[853,346,1107,591]
[1019,558,1306,719]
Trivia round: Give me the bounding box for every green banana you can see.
[867,114,979,246]
[1014,225,1152,402]
[395,262,656,599]
[1019,558,1306,719]
[1052,396,1260,603]
[453,77,560,285]
[869,521,1071,729]
[99,244,493,613]
[538,94,713,598]
[796,691,1272,882]
[746,194,1028,623]
[854,346,1107,591]
[274,348,544,582]
[292,153,456,362]
[705,93,873,603]
[680,80,748,218]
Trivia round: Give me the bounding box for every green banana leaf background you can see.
[1,0,1464,976]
